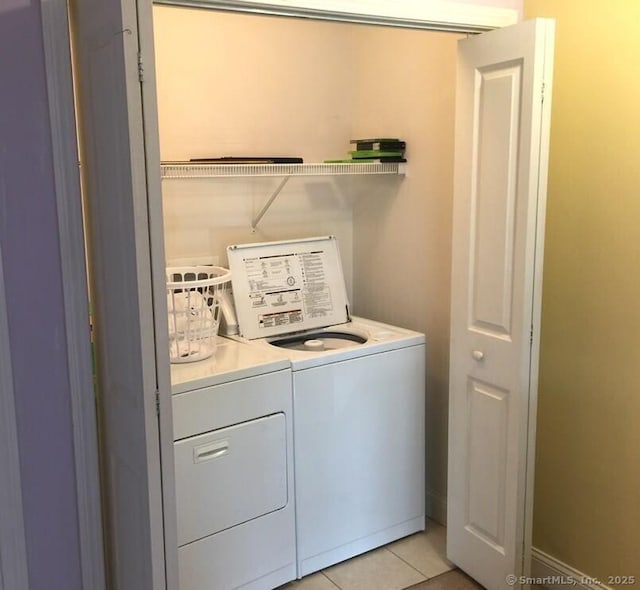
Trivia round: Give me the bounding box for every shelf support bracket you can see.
[251,176,291,231]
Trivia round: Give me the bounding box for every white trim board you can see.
[531,548,613,590]
[522,18,556,579]
[153,0,518,33]
[0,249,29,590]
[40,0,106,588]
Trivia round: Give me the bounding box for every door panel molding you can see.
[466,379,509,549]
[469,61,523,339]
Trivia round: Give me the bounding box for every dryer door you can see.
[174,413,287,546]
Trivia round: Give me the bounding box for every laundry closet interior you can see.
[155,0,462,517]
[73,0,546,588]
[154,3,462,585]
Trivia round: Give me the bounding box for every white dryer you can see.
[170,337,296,590]
[226,236,426,578]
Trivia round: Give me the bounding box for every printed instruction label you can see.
[241,249,335,329]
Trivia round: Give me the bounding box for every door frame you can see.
[523,29,555,574]
[42,1,530,588]
[153,0,517,32]
[38,1,107,589]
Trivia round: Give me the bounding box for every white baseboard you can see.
[426,488,447,525]
[531,548,613,590]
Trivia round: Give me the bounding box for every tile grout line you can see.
[384,547,432,585]
[304,529,453,590]
[319,571,342,590]
[320,547,428,590]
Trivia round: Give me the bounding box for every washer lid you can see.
[226,236,350,340]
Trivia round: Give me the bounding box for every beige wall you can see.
[525,0,640,582]
[154,7,355,163]
[350,26,460,520]
[154,7,360,293]
[154,6,461,521]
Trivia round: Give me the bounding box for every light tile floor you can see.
[280,520,454,590]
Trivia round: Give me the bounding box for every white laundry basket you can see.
[166,266,232,363]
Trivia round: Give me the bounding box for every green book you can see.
[324,157,406,163]
[348,149,405,159]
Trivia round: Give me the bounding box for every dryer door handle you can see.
[193,439,229,463]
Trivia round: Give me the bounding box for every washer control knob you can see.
[472,350,485,361]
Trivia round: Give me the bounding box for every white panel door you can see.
[447,19,554,590]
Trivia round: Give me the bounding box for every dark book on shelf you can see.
[349,137,400,144]
[359,157,406,163]
[354,141,406,151]
[324,157,407,163]
[189,156,304,164]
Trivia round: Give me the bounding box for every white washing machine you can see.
[226,236,426,578]
[170,337,296,590]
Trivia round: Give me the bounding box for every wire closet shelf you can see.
[160,161,406,179]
